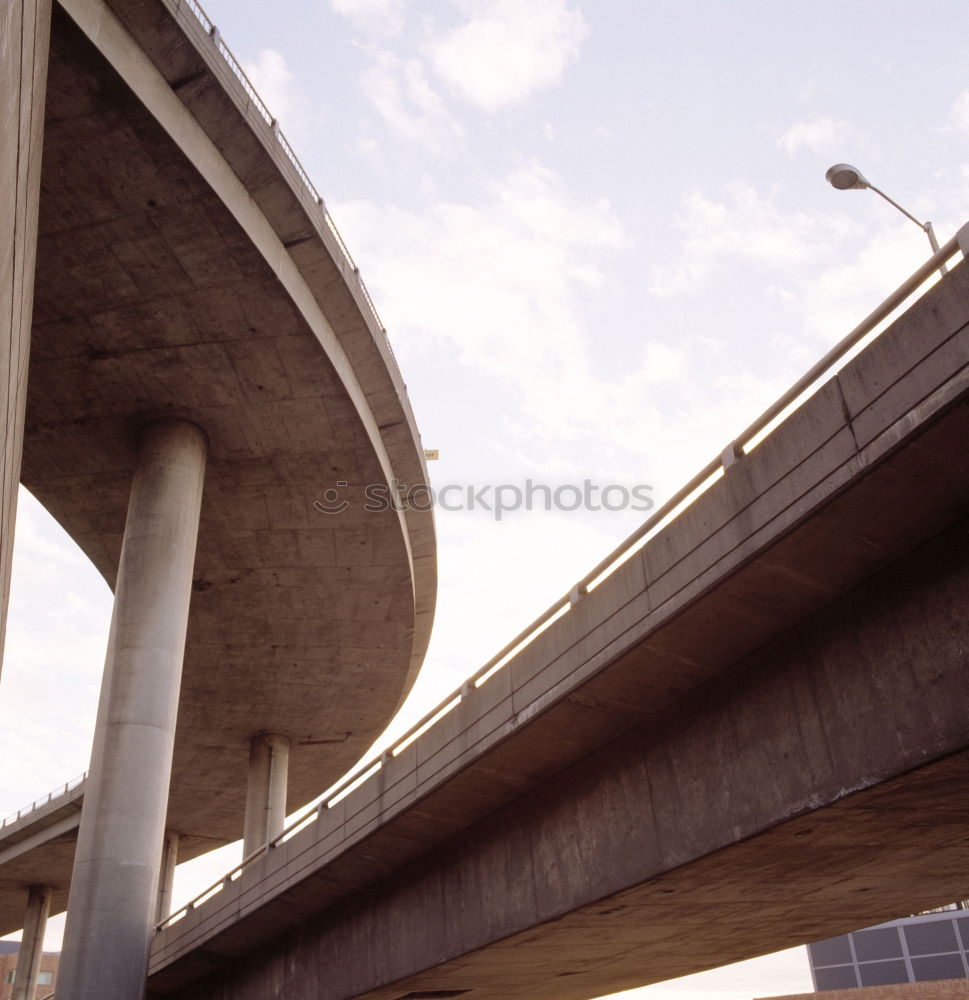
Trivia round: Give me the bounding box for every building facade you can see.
[807,911,969,990]
[0,945,59,1000]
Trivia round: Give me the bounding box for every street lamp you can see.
[825,163,947,275]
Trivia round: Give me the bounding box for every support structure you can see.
[57,420,207,1000]
[0,0,52,673]
[155,829,180,925]
[242,733,290,858]
[11,885,51,1000]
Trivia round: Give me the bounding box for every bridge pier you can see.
[242,734,290,858]
[58,420,207,1000]
[0,0,52,674]
[11,885,51,1000]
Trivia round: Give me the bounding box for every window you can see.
[5,970,15,984]
[38,971,53,986]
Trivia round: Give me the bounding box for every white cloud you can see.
[333,162,626,388]
[647,178,953,380]
[334,0,588,141]
[329,0,407,35]
[430,0,588,111]
[949,90,969,135]
[0,492,110,813]
[799,219,946,346]
[361,48,462,147]
[648,184,861,297]
[777,116,850,156]
[328,167,799,496]
[244,49,297,122]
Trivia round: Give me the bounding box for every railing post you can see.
[957,222,969,259]
[721,442,743,469]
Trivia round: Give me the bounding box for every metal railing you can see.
[170,0,406,393]
[157,227,968,933]
[1,772,86,830]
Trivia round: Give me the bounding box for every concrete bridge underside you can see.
[148,261,969,999]
[164,532,969,1000]
[1,0,437,968]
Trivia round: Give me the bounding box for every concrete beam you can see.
[11,885,50,1000]
[59,420,207,1000]
[151,514,969,1000]
[0,812,80,867]
[0,0,51,672]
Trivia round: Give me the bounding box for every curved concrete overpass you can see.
[0,0,436,979]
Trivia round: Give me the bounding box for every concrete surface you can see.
[1,0,436,936]
[58,420,207,1000]
[148,259,969,999]
[0,781,82,934]
[242,735,290,858]
[11,886,50,1000]
[0,0,51,673]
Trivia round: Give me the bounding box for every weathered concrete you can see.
[148,259,969,999]
[59,420,207,1000]
[18,0,435,854]
[0,0,51,673]
[151,519,969,1000]
[11,885,50,1000]
[1,0,437,937]
[0,777,82,934]
[242,735,290,859]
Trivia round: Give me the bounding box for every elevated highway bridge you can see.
[2,0,435,994]
[3,0,969,997]
[143,237,969,998]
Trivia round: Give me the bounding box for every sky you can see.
[3,0,969,995]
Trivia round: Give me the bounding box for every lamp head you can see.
[826,163,870,191]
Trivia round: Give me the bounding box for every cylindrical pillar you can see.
[154,829,180,925]
[0,0,53,675]
[11,885,51,1000]
[242,733,290,857]
[57,420,207,1000]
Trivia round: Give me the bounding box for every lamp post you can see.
[825,163,948,276]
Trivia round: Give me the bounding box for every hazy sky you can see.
[3,0,969,995]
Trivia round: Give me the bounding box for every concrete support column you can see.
[57,420,207,1000]
[242,733,290,858]
[0,0,52,674]
[154,829,179,925]
[11,885,51,1000]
